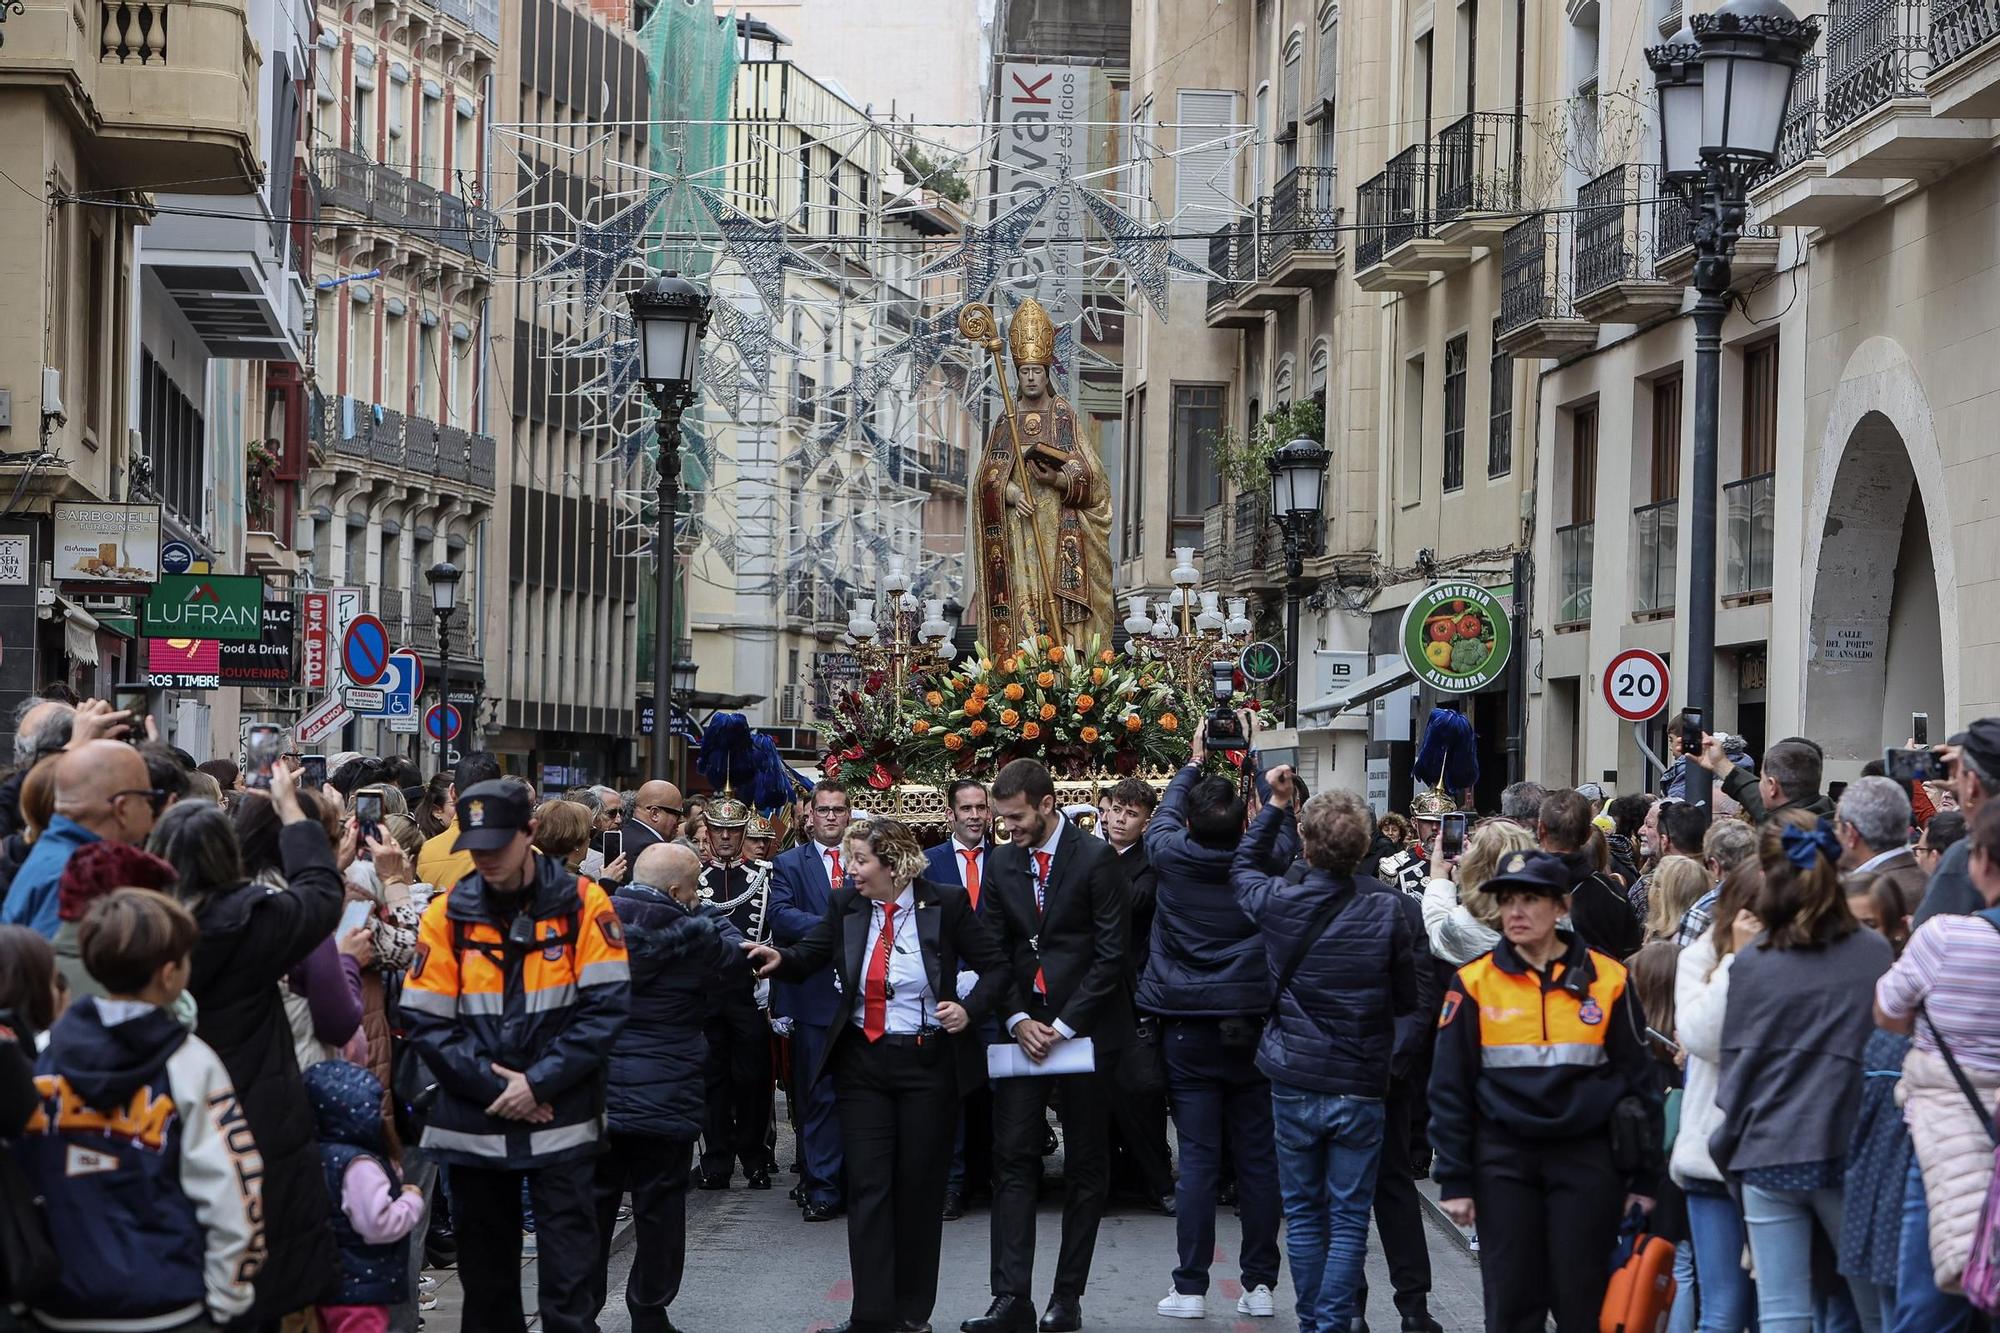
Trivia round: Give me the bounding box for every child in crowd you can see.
[305,1059,426,1333]
[10,888,267,1331]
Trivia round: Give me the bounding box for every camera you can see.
[1204,658,1251,751]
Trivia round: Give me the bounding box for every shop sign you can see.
[1398,581,1513,694]
[218,601,297,686]
[145,638,221,690]
[140,575,266,642]
[53,502,162,592]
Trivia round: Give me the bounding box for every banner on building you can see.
[218,601,297,686]
[302,592,329,688]
[53,502,162,594]
[1398,582,1513,695]
[140,575,267,643]
[996,61,1093,328]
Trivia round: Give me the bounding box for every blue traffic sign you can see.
[425,704,463,742]
[160,541,195,575]
[356,651,421,717]
[341,615,390,687]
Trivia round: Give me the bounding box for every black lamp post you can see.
[627,273,713,781]
[1647,0,1815,819]
[425,560,460,780]
[1268,436,1330,727]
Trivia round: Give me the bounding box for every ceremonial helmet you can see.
[706,795,752,829]
[1409,784,1458,819]
[745,812,774,840]
[1008,296,1056,367]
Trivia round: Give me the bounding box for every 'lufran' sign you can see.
[140,575,267,643]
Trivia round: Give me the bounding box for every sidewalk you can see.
[426,1210,637,1330]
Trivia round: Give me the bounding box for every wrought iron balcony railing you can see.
[313,147,498,264]
[1265,166,1340,269]
[1933,0,2000,71]
[1777,52,1825,170]
[1433,111,1522,222]
[1205,214,1259,308]
[1382,144,1429,253]
[1498,214,1574,334]
[1354,171,1391,269]
[1574,163,1661,297]
[1824,0,1929,133]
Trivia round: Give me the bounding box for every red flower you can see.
[1112,749,1140,775]
[865,671,888,693]
[867,763,895,791]
[841,746,865,762]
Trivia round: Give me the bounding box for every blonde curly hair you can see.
[842,816,928,888]
[1456,819,1539,928]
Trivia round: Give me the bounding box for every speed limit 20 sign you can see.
[1602,648,1671,723]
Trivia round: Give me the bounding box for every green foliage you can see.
[1206,399,1327,494]
[902,144,971,204]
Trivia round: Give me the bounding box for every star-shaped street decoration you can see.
[913,186,1051,301]
[707,298,800,386]
[528,184,673,308]
[1076,188,1211,320]
[693,185,843,319]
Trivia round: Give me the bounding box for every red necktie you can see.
[1032,850,1052,994]
[961,848,981,910]
[863,902,897,1042]
[828,848,843,885]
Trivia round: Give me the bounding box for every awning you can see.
[59,599,101,667]
[1299,663,1416,720]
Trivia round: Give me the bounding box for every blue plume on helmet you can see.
[696,712,756,792]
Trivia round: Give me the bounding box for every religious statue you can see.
[960,297,1114,653]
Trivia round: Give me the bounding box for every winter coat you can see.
[1421,875,1501,967]
[605,884,746,1142]
[1901,1043,2000,1289]
[0,815,99,937]
[1669,935,1733,1187]
[1136,766,1271,1019]
[1229,804,1418,1097]
[187,820,347,1319]
[305,1060,409,1307]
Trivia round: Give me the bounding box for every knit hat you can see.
[58,842,179,922]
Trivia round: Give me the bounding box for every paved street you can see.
[431,1123,1486,1332]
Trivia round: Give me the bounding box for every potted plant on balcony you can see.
[246,439,280,531]
[1206,398,1325,494]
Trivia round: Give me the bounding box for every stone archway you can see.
[1800,338,1956,763]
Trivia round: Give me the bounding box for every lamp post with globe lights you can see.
[1268,436,1330,726]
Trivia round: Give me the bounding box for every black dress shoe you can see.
[746,1169,772,1190]
[1037,1296,1081,1332]
[896,1323,934,1333]
[961,1294,1036,1332]
[1401,1317,1444,1332]
[1153,1192,1177,1217]
[941,1190,965,1221]
[802,1199,843,1222]
[697,1172,730,1191]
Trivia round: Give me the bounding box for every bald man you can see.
[593,836,748,1330]
[622,781,684,869]
[2,741,156,936]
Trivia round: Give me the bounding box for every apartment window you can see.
[1310,339,1330,399]
[416,321,437,420]
[791,371,817,423]
[1314,1,1338,111]
[1173,90,1240,267]
[1413,32,1435,135]
[1280,33,1303,142]
[1459,0,1480,112]
[420,92,443,187]
[797,138,814,227]
[453,108,475,193]
[1121,388,1144,560]
[140,351,205,529]
[1651,370,1683,501]
[1442,334,1468,493]
[1488,318,1513,477]
[1571,404,1599,523]
[1252,84,1270,198]
[1126,96,1154,211]
[1400,355,1425,501]
[384,307,407,410]
[352,295,375,397]
[1170,384,1225,550]
[353,80,374,154]
[1742,338,1778,475]
[85,231,108,438]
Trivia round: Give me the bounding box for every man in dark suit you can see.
[925,779,996,1220]
[620,781,683,868]
[766,778,854,1220]
[963,759,1134,1333]
[1098,778,1173,1214]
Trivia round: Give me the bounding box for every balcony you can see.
[1230,492,1273,584]
[313,148,499,266]
[1821,0,1990,182]
[1430,111,1524,245]
[1554,521,1595,629]
[1201,502,1229,587]
[1652,191,1780,287]
[1725,472,1776,599]
[142,187,309,360]
[1632,500,1679,618]
[1496,214,1597,360]
[785,577,845,630]
[72,0,261,193]
[315,394,495,493]
[1204,216,1271,328]
[1932,0,2000,115]
[1571,164,1683,325]
[1263,166,1342,283]
[1352,153,1434,293]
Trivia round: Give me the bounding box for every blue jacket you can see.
[1230,804,1418,1097]
[768,842,841,1025]
[306,1060,409,1307]
[1136,766,1271,1018]
[0,815,99,937]
[605,885,746,1141]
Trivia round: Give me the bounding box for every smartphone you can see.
[1439,812,1468,861]
[1913,712,1929,747]
[245,724,281,790]
[337,899,373,938]
[1645,1026,1682,1054]
[601,828,622,863]
[1884,746,1947,784]
[1682,707,1705,760]
[112,684,149,735]
[300,755,327,789]
[354,790,383,825]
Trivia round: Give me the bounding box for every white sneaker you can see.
[1156,1290,1207,1319]
[1236,1284,1277,1317]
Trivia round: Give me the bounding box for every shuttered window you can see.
[1651,371,1682,502]
[1281,37,1303,133]
[1314,3,1338,113]
[1173,89,1240,269]
[1571,405,1599,523]
[1742,338,1778,475]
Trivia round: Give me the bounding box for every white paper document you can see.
[986,1036,1097,1079]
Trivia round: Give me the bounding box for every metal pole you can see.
[652,405,682,782]
[436,618,449,781]
[1284,523,1304,728]
[1506,546,1531,786]
[1684,181,1736,824]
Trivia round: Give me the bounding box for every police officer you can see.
[696,794,778,1190]
[402,779,631,1333]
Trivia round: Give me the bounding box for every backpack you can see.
[1600,1206,1676,1333]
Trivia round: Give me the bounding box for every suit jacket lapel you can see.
[1043,820,1083,921]
[842,896,871,998]
[914,883,946,1004]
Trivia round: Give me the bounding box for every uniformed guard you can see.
[694,794,778,1190]
[1379,785,1457,897]
[745,811,778,864]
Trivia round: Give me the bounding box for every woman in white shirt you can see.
[1420,819,1536,966]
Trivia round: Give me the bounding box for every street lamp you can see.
[425,560,461,781]
[1648,0,1815,818]
[671,656,699,700]
[1268,436,1329,726]
[627,272,713,780]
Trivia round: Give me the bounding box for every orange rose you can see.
[1075,694,1095,711]
[925,691,943,708]
[1000,708,1021,728]
[1022,722,1041,740]
[1139,675,1155,688]
[973,681,990,698]
[1046,646,1065,664]
[1004,683,1025,702]
[943,733,964,751]
[1090,667,1106,685]
[1125,714,1144,733]
[970,719,989,738]
[1080,726,1100,744]
[912,720,930,736]
[964,696,986,717]
[1036,672,1055,689]
[1099,649,1116,664]
[1160,713,1180,733]
[1040,703,1057,721]
[1001,657,1019,673]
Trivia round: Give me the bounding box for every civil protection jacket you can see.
[1427,929,1657,1203]
[402,853,630,1168]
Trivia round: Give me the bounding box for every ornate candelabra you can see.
[1121,546,1255,700]
[846,556,956,713]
